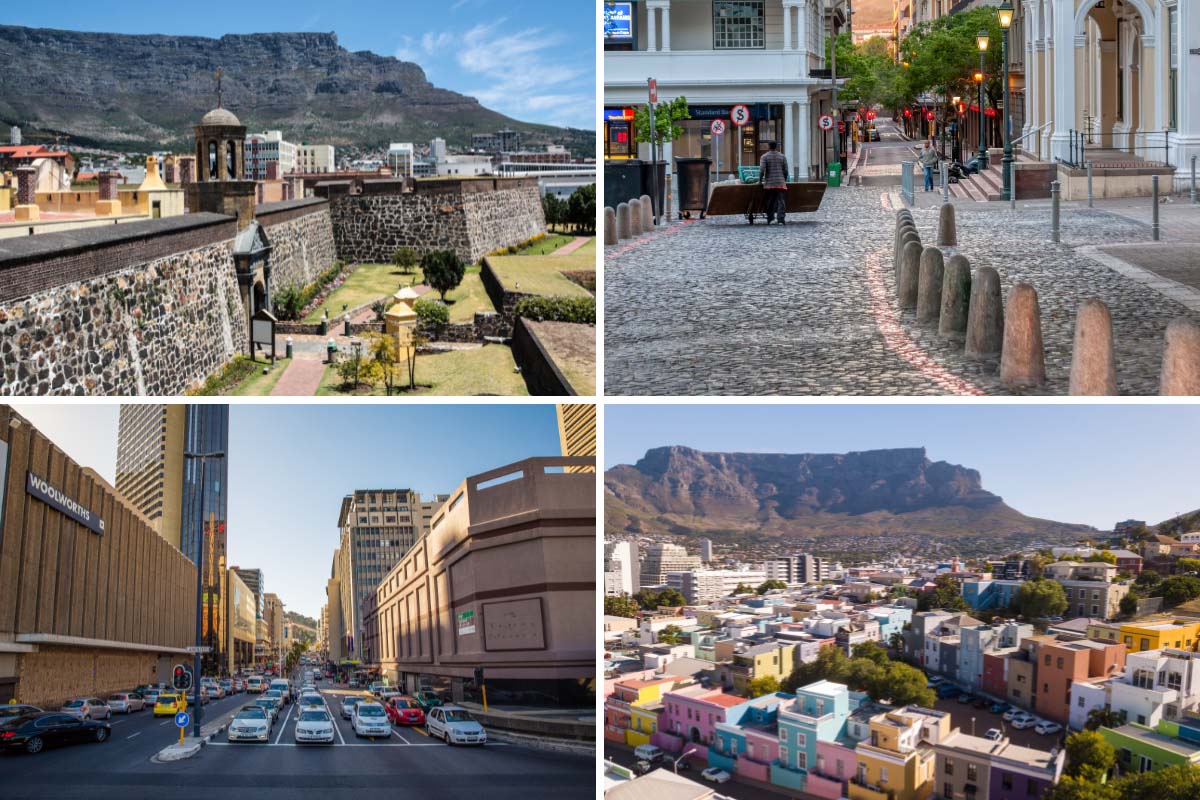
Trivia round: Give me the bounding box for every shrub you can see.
[420,250,465,301]
[392,246,418,274]
[371,299,389,321]
[513,295,596,325]
[414,297,449,327]
[272,261,347,320]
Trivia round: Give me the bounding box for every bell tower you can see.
[184,69,257,230]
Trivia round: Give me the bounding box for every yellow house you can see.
[1088,620,1122,643]
[1118,619,1200,653]
[731,642,796,695]
[848,708,946,800]
[604,677,676,747]
[627,703,663,747]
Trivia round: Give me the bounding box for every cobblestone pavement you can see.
[604,184,1200,395]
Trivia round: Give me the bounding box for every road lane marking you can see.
[333,714,346,745]
[126,732,141,739]
[272,703,295,744]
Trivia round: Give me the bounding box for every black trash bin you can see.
[603,159,644,210]
[675,157,712,219]
[638,160,667,219]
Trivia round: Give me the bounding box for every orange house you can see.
[1035,638,1125,725]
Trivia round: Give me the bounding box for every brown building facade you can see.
[0,408,196,706]
[361,456,595,707]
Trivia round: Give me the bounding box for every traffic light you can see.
[172,664,192,692]
[473,667,485,687]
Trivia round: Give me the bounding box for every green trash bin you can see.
[827,162,843,187]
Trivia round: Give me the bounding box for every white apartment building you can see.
[605,541,640,596]
[605,0,848,182]
[245,130,297,180]
[666,568,768,603]
[436,155,494,177]
[387,143,415,177]
[430,137,448,161]
[1109,648,1200,728]
[296,144,335,174]
[640,542,703,587]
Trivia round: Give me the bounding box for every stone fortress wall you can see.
[253,197,337,291]
[319,177,545,265]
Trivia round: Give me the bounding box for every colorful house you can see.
[933,730,1064,800]
[773,680,853,792]
[846,707,949,800]
[603,677,678,746]
[1118,619,1200,654]
[1101,719,1200,774]
[730,641,796,696]
[652,684,753,762]
[710,692,793,784]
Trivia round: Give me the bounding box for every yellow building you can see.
[848,708,946,800]
[1088,620,1123,643]
[604,677,675,747]
[556,404,595,473]
[731,642,796,696]
[1118,619,1200,653]
[115,404,186,550]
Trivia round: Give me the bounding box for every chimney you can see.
[98,171,121,201]
[15,165,36,205]
[266,161,280,181]
[179,157,195,185]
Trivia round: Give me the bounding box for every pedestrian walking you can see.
[759,141,789,224]
[919,140,939,192]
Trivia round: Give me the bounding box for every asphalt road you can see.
[4,684,593,800]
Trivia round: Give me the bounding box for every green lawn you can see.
[571,238,596,258]
[303,262,493,324]
[231,358,291,396]
[514,233,575,255]
[315,345,529,396]
[486,255,594,298]
[189,356,289,395]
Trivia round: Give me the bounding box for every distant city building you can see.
[412,160,436,177]
[472,128,520,153]
[386,142,414,177]
[605,541,639,597]
[430,137,447,161]
[296,143,335,173]
[8,125,19,145]
[436,154,492,176]
[667,568,768,604]
[700,538,714,562]
[1115,519,1148,535]
[245,130,297,180]
[639,542,703,587]
[763,554,829,584]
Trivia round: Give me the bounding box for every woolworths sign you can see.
[26,471,105,535]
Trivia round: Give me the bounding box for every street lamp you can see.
[976,30,990,169]
[998,1,1015,201]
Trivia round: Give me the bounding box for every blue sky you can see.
[7,0,596,130]
[12,403,563,618]
[605,404,1200,531]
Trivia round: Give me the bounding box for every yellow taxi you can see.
[153,692,188,717]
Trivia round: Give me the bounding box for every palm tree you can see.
[1085,707,1122,731]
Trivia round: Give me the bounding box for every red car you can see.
[385,696,425,726]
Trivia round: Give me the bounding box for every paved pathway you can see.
[270,355,326,396]
[551,235,592,256]
[605,183,1200,396]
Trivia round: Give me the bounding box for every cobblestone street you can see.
[605,183,1200,395]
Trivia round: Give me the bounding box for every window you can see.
[1027,778,1038,795]
[799,751,808,769]
[967,763,977,781]
[1044,655,1051,666]
[1002,773,1013,791]
[1141,638,1150,651]
[1139,755,1152,773]
[713,1,765,49]
[944,783,953,799]
[1057,657,1064,669]
[945,758,954,775]
[879,766,887,784]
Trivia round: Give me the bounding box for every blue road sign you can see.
[175,711,190,728]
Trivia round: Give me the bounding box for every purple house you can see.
[933,730,1065,800]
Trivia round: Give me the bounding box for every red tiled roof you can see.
[705,693,747,709]
[0,145,69,160]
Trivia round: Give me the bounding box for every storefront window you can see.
[713,1,765,49]
[604,108,637,159]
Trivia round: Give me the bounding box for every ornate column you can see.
[784,101,795,178]
[647,3,658,52]
[797,96,812,179]
[1049,0,1075,163]
[661,1,670,51]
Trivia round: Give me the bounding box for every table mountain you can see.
[0,25,592,154]
[606,446,1092,551]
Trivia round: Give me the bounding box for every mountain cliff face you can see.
[0,26,590,152]
[605,446,1091,550]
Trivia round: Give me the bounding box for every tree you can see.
[1045,775,1118,800]
[731,583,755,596]
[1085,707,1123,731]
[1113,763,1200,800]
[419,250,465,301]
[604,595,639,618]
[633,95,691,151]
[845,658,884,693]
[365,332,401,396]
[1178,558,1200,574]
[635,588,686,610]
[1088,550,1118,564]
[657,625,686,645]
[896,7,1007,120]
[1157,576,1200,607]
[392,246,418,275]
[565,184,596,234]
[1064,730,1116,781]
[756,580,787,594]
[851,641,890,667]
[783,646,849,693]
[1015,578,1068,619]
[541,193,563,229]
[1119,591,1142,618]
[746,676,781,698]
[917,575,969,612]
[869,662,936,707]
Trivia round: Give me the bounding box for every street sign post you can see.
[818,115,834,131]
[710,119,726,182]
[648,78,657,104]
[175,711,189,746]
[731,105,750,170]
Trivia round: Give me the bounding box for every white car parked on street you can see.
[295,708,335,744]
[1011,713,1038,730]
[702,768,731,784]
[1035,721,1064,736]
[351,702,391,738]
[426,705,487,745]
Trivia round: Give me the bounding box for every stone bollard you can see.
[640,194,654,230]
[939,255,972,340]
[896,228,920,280]
[628,197,644,235]
[1160,318,1200,395]
[1068,299,1118,395]
[916,247,945,325]
[936,202,957,247]
[1000,283,1047,387]
[604,207,618,245]
[898,241,923,309]
[965,267,1004,360]
[616,202,633,240]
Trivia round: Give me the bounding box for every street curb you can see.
[151,702,243,762]
[483,727,595,758]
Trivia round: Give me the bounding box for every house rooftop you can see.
[1107,725,1200,758]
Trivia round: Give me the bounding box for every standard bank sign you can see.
[26,471,105,535]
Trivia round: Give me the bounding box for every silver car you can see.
[108,693,145,714]
[426,705,486,745]
[351,702,390,738]
[341,696,362,720]
[61,697,111,721]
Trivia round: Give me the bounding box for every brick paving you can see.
[551,235,592,256]
[270,354,326,396]
[605,184,1200,396]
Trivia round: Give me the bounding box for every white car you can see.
[263,690,285,710]
[1011,714,1037,730]
[983,728,1004,742]
[1002,707,1023,722]
[426,705,487,746]
[228,706,271,743]
[295,708,335,744]
[61,697,111,721]
[352,702,391,738]
[299,694,325,710]
[1035,721,1064,736]
[702,768,731,784]
[108,693,145,714]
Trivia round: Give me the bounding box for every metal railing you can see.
[1062,129,1172,168]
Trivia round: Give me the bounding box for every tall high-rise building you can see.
[700,538,714,562]
[10,125,20,145]
[233,567,265,667]
[430,137,447,161]
[639,542,703,588]
[332,489,442,660]
[116,404,229,674]
[604,541,639,597]
[557,404,596,473]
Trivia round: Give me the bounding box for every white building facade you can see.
[296,144,335,173]
[244,131,297,180]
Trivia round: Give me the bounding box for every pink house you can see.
[806,740,857,800]
[651,685,751,761]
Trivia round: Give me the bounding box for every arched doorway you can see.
[253,280,267,316]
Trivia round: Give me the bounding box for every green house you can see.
[1100,721,1200,776]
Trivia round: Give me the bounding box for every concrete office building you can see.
[557,404,597,473]
[264,592,284,666]
[700,538,714,562]
[0,408,195,705]
[640,542,703,587]
[227,568,256,675]
[360,455,595,706]
[115,404,185,548]
[245,130,297,180]
[762,553,829,584]
[605,541,640,597]
[667,568,768,604]
[387,143,415,177]
[295,143,335,173]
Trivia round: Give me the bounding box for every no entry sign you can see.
[818,114,834,131]
[731,105,751,127]
[710,119,726,136]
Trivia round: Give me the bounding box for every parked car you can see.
[926,675,944,686]
[413,690,443,713]
[108,693,145,714]
[253,698,279,722]
[1011,713,1038,730]
[61,698,111,721]
[972,697,990,709]
[701,767,731,784]
[956,693,974,705]
[228,706,272,743]
[0,704,43,721]
[984,728,1004,742]
[154,693,188,717]
[385,696,425,726]
[937,684,961,699]
[0,712,111,754]
[294,709,335,745]
[351,702,391,738]
[341,696,362,720]
[1002,707,1023,722]
[990,702,1010,715]
[1035,721,1064,736]
[633,744,664,763]
[426,705,486,746]
[140,689,162,706]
